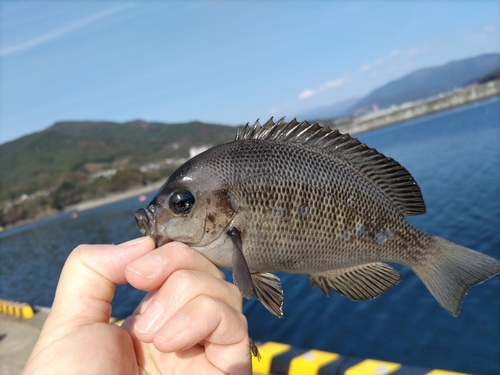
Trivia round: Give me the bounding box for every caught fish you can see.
[135,118,500,317]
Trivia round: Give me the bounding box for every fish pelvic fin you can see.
[414,236,500,316]
[309,262,401,300]
[251,273,284,318]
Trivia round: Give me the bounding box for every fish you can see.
[134,118,500,318]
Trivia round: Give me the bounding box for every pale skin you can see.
[23,237,252,375]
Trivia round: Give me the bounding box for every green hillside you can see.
[0,119,238,227]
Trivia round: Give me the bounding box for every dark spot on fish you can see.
[298,204,310,219]
[375,228,395,244]
[207,214,215,223]
[356,222,369,238]
[375,232,387,245]
[206,198,211,205]
[272,206,286,217]
[342,229,352,241]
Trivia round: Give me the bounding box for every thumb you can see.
[38,237,155,345]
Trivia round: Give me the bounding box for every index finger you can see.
[32,237,155,352]
[125,241,226,292]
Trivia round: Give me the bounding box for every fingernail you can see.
[127,253,163,279]
[156,313,186,344]
[118,237,150,247]
[135,300,164,333]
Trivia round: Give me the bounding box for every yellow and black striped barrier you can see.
[0,302,472,375]
[109,316,126,326]
[251,341,470,375]
[0,299,34,319]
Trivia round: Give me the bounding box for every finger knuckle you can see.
[70,244,91,260]
[234,310,248,332]
[169,269,197,291]
[197,294,220,313]
[160,241,197,267]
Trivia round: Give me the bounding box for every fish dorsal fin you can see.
[236,117,426,216]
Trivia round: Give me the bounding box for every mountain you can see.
[296,97,360,120]
[0,120,237,204]
[348,53,500,116]
[467,68,500,85]
[295,54,500,120]
[2,53,499,227]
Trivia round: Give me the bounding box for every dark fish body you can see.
[135,118,500,317]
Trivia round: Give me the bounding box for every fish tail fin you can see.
[414,236,500,316]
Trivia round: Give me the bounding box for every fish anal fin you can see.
[310,262,401,301]
[251,272,284,318]
[227,225,254,299]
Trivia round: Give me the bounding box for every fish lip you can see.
[134,208,154,238]
[134,207,171,248]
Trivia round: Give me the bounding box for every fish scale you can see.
[135,117,500,318]
[211,140,408,270]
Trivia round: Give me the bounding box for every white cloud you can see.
[359,63,371,73]
[268,103,292,117]
[298,77,352,100]
[298,89,316,100]
[0,4,133,56]
[407,46,428,57]
[358,46,429,75]
[463,25,498,46]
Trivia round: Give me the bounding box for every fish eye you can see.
[169,190,195,214]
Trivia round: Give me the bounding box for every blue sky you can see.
[1,1,499,144]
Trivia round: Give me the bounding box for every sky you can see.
[1,1,499,144]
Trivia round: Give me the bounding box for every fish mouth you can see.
[134,208,170,248]
[134,208,153,237]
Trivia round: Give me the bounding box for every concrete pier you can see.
[1,309,471,375]
[0,309,48,375]
[317,79,500,136]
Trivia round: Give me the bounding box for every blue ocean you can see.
[1,97,499,374]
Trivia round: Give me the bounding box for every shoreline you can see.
[63,180,165,213]
[2,86,499,232]
[78,89,496,215]
[0,181,165,233]
[346,79,500,134]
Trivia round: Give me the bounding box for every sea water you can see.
[1,97,499,374]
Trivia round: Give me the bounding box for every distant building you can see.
[139,163,160,173]
[189,145,210,158]
[88,168,117,181]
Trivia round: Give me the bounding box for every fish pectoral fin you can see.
[227,224,284,318]
[251,272,284,318]
[309,262,401,301]
[227,225,254,299]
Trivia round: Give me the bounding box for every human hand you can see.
[23,238,251,375]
